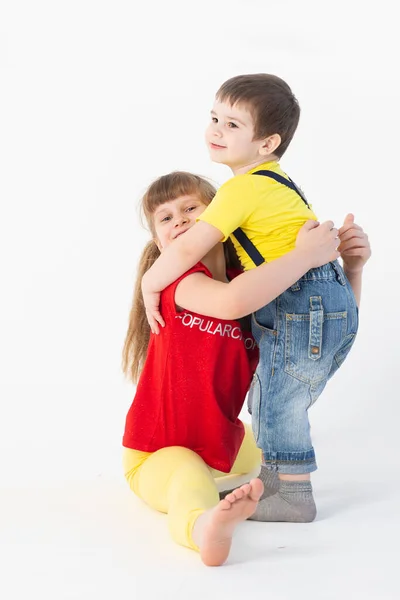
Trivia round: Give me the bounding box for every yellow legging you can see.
[123,424,260,552]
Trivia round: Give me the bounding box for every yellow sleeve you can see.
[198,175,260,241]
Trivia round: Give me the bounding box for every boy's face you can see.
[205,99,266,172]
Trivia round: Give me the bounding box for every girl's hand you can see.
[295,220,340,267]
[338,214,371,274]
[141,285,165,335]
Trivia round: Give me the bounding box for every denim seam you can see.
[334,332,356,369]
[260,298,280,453]
[308,296,323,361]
[251,313,277,336]
[251,372,262,443]
[272,295,281,377]
[286,312,347,322]
[263,459,316,464]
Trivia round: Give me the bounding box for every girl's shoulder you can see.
[161,263,212,317]
[168,262,212,289]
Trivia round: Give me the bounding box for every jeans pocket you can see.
[285,309,348,385]
[329,333,357,378]
[248,373,261,443]
[251,312,278,346]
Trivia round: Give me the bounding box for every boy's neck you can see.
[231,155,278,176]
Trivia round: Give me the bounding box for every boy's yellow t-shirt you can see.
[198,161,318,271]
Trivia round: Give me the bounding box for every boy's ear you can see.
[259,133,281,157]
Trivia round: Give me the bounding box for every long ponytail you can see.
[122,241,160,383]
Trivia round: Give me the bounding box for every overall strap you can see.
[231,228,265,266]
[232,169,310,267]
[253,169,310,208]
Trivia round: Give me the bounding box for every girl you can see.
[122,172,340,566]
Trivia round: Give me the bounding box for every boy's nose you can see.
[209,121,222,137]
[212,125,223,137]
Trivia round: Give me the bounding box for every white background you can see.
[0,1,399,599]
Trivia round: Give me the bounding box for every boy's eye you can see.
[186,206,197,212]
[211,117,218,123]
[161,215,171,223]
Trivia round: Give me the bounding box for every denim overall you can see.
[235,171,359,474]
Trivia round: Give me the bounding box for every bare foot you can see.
[200,478,264,567]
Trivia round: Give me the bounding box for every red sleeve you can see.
[160,262,212,322]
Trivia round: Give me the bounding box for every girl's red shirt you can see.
[123,263,259,472]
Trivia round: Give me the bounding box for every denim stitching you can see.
[284,312,348,385]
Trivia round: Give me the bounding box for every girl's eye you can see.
[227,122,238,128]
[211,117,218,123]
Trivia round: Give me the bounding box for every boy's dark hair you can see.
[216,74,300,158]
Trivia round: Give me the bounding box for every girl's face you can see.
[153,194,207,251]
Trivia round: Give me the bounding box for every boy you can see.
[142,74,370,522]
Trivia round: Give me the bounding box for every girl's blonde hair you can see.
[122,171,242,383]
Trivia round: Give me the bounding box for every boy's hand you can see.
[295,219,340,267]
[338,214,371,274]
[142,281,165,335]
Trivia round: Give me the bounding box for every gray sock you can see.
[249,479,317,523]
[219,465,279,500]
[256,465,280,500]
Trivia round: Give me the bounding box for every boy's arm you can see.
[175,249,315,320]
[142,220,223,332]
[175,221,340,319]
[338,214,371,307]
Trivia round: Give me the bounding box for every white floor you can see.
[2,427,399,600]
[2,1,398,596]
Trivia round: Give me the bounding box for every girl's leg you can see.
[230,423,261,474]
[123,444,264,566]
[212,424,265,487]
[214,424,279,499]
[193,425,264,566]
[192,478,264,567]
[123,446,220,549]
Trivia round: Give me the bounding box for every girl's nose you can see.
[174,215,188,226]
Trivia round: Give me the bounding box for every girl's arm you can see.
[343,270,363,307]
[143,220,222,292]
[142,221,223,332]
[338,214,371,307]
[175,221,339,319]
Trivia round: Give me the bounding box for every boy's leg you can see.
[231,426,285,500]
[249,264,358,522]
[249,368,317,522]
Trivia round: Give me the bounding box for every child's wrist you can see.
[141,272,154,293]
[343,264,364,276]
[292,247,315,271]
